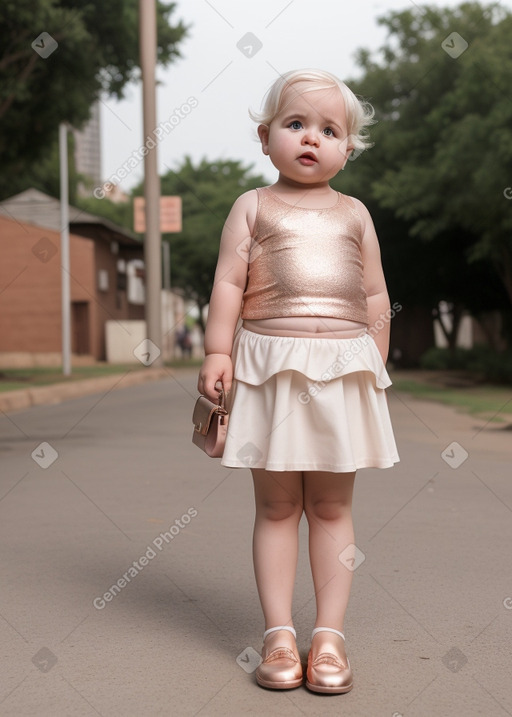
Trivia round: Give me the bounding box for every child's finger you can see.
[220,367,233,397]
[204,381,220,401]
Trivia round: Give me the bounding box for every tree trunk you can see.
[496,245,512,307]
[435,302,463,353]
[474,313,500,351]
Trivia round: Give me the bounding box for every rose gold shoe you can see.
[306,627,353,694]
[255,626,303,690]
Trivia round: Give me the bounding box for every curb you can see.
[0,367,172,414]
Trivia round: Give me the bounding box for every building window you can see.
[98,269,109,292]
[127,259,145,305]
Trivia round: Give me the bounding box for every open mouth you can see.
[298,152,317,164]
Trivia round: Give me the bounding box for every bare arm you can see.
[197,190,257,400]
[353,197,391,364]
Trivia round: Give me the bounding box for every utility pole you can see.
[59,122,71,376]
[139,0,162,365]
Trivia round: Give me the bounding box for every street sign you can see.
[134,196,182,233]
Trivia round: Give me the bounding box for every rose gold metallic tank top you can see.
[241,187,369,324]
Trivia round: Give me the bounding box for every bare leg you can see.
[303,470,356,631]
[251,468,303,630]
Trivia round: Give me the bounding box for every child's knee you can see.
[305,499,349,522]
[258,499,302,522]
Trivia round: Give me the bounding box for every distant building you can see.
[73,102,102,196]
[104,184,131,204]
[0,189,145,365]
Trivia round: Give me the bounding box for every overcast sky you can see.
[100,0,509,191]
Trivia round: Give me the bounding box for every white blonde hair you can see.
[249,69,375,151]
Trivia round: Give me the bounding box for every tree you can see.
[344,2,512,348]
[0,0,187,198]
[133,157,267,330]
[1,130,82,205]
[73,195,134,232]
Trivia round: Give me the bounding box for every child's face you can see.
[258,84,352,185]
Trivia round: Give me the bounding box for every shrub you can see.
[420,346,512,384]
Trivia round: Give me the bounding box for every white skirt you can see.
[221,327,400,473]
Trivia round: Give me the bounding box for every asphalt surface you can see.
[1,368,511,716]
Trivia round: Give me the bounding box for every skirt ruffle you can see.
[221,327,399,473]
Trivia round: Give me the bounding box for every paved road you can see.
[1,368,511,716]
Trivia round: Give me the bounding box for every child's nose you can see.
[302,128,320,146]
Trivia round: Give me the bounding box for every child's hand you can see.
[197,353,233,402]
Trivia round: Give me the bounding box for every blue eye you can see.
[289,120,302,130]
[323,127,335,137]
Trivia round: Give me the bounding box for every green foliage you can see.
[73,195,134,231]
[0,0,187,199]
[335,2,512,351]
[132,157,267,324]
[351,3,512,306]
[420,345,512,383]
[2,131,81,204]
[392,376,512,417]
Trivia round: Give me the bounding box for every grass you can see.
[0,364,142,392]
[0,359,201,393]
[392,375,512,424]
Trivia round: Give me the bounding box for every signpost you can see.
[59,123,71,376]
[133,196,182,361]
[139,0,162,366]
[133,196,182,234]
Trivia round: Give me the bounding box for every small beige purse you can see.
[191,389,228,457]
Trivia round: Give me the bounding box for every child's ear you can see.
[257,124,270,155]
[342,145,354,167]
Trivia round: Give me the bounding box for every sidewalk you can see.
[0,369,511,716]
[0,366,171,413]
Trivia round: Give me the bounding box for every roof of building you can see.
[0,188,141,247]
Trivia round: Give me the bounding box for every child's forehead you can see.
[278,84,347,123]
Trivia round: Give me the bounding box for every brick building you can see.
[0,189,145,365]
